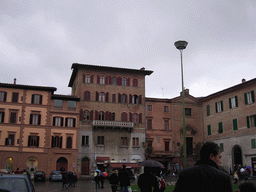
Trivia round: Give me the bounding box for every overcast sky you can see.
[1,0,256,99]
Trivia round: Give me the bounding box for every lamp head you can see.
[175,41,188,50]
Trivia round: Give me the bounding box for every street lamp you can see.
[174,40,188,169]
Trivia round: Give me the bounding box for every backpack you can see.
[160,178,166,190]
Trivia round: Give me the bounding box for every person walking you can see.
[173,141,233,192]
[100,172,104,188]
[234,170,239,184]
[94,171,101,189]
[62,172,68,189]
[119,164,130,192]
[109,170,119,192]
[138,167,159,192]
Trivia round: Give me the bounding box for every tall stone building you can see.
[0,81,80,176]
[68,63,153,177]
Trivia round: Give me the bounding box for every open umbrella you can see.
[247,166,253,169]
[139,160,164,167]
[102,172,108,177]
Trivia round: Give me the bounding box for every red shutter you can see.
[83,74,85,83]
[118,93,121,103]
[139,113,142,123]
[117,77,122,85]
[139,95,142,104]
[127,78,130,86]
[91,75,94,83]
[97,75,100,84]
[129,94,132,104]
[106,92,109,102]
[96,92,99,101]
[80,109,84,120]
[95,111,98,120]
[125,94,127,103]
[109,76,112,84]
[129,112,132,122]
[90,110,94,120]
[105,111,109,120]
[106,76,109,85]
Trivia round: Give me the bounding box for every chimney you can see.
[140,67,145,70]
[14,78,17,85]
[185,89,189,94]
[242,78,246,83]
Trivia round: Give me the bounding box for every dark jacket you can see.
[109,173,119,185]
[173,159,232,192]
[138,172,159,192]
[118,168,130,187]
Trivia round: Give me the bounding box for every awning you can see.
[108,163,141,169]
[96,157,109,164]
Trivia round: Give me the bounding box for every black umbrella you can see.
[139,160,164,167]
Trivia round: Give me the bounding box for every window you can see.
[164,120,169,130]
[132,138,139,147]
[229,96,238,109]
[97,136,104,145]
[220,143,224,152]
[245,91,255,105]
[31,94,42,104]
[133,78,138,87]
[164,106,169,112]
[185,108,191,116]
[99,92,105,102]
[147,105,152,111]
[121,137,128,146]
[54,99,63,110]
[121,94,127,103]
[112,94,116,103]
[53,117,63,126]
[206,105,210,116]
[247,115,256,128]
[65,118,76,127]
[252,139,256,149]
[165,141,169,151]
[111,113,115,121]
[121,112,127,122]
[0,91,7,102]
[218,122,223,133]
[67,101,76,110]
[132,95,138,104]
[207,125,211,135]
[30,114,41,125]
[99,111,105,120]
[10,112,17,123]
[82,136,89,145]
[83,110,90,120]
[132,113,138,123]
[233,119,238,130]
[0,111,4,123]
[28,135,39,147]
[5,134,15,146]
[100,76,105,85]
[215,101,223,113]
[122,78,127,86]
[66,136,72,148]
[51,136,62,148]
[85,75,91,83]
[83,91,90,101]
[12,93,19,103]
[111,77,117,85]
[147,119,152,130]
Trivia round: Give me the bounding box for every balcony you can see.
[92,120,134,132]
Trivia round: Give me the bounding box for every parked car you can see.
[34,171,46,181]
[49,170,62,181]
[0,174,35,192]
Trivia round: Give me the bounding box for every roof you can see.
[0,83,57,92]
[51,94,80,101]
[200,77,256,102]
[108,163,141,169]
[96,157,110,162]
[68,63,153,87]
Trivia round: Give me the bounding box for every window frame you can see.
[215,101,223,113]
[12,92,19,103]
[147,119,152,130]
[97,136,104,145]
[82,135,89,146]
[132,137,139,147]
[164,106,169,113]
[121,137,128,146]
[0,91,7,102]
[28,135,39,147]
[32,94,42,105]
[147,105,152,111]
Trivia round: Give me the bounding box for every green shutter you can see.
[220,143,224,152]
[247,116,251,128]
[244,93,248,104]
[207,105,210,116]
[221,101,223,111]
[218,122,223,133]
[208,125,211,135]
[235,96,238,107]
[215,102,218,113]
[252,91,255,103]
[254,115,256,127]
[233,119,238,130]
[252,139,256,149]
[229,98,231,109]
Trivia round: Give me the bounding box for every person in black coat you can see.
[173,141,233,192]
[118,164,130,192]
[138,167,159,192]
[109,170,119,192]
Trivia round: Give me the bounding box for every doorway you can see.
[186,137,193,156]
[232,145,242,172]
[81,157,90,175]
[56,157,68,171]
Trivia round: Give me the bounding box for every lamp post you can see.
[174,40,188,169]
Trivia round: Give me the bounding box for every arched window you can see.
[99,111,105,120]
[133,78,138,87]
[84,91,90,101]
[111,77,117,85]
[121,94,127,103]
[99,92,105,102]
[85,75,90,83]
[122,77,127,86]
[132,95,138,104]
[111,113,115,121]
[121,112,127,122]
[132,113,139,123]
[112,94,116,103]
[84,110,90,120]
[66,137,72,148]
[100,76,105,85]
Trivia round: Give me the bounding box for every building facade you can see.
[0,82,80,177]
[68,63,153,177]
